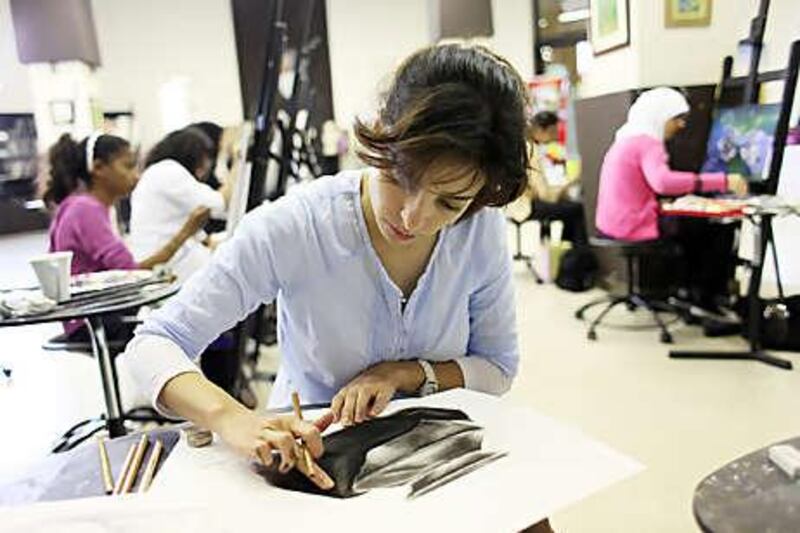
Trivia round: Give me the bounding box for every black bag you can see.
[556,245,598,292]
[756,295,800,351]
[742,231,800,351]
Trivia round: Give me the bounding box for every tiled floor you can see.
[2,228,799,532]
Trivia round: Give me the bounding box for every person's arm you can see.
[330,210,518,425]
[178,176,228,219]
[453,209,518,392]
[137,206,210,269]
[527,148,556,203]
[121,196,335,485]
[158,371,330,487]
[556,174,581,201]
[640,141,728,196]
[124,194,309,427]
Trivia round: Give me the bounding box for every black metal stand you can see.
[50,317,127,453]
[670,214,792,370]
[50,317,179,452]
[508,217,544,283]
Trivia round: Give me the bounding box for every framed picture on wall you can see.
[589,0,630,55]
[665,0,713,28]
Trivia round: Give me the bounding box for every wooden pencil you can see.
[291,391,314,473]
[112,443,137,495]
[97,437,114,495]
[137,439,164,493]
[121,434,149,494]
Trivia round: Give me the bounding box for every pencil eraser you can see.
[768,445,800,479]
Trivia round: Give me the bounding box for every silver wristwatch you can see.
[417,359,439,396]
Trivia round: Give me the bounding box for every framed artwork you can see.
[589,0,630,55]
[665,0,713,28]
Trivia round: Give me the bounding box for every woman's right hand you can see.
[213,408,334,489]
[726,173,748,197]
[215,409,322,469]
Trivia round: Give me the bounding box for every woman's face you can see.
[664,114,688,140]
[369,156,485,247]
[94,148,139,197]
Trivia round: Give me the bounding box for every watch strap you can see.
[417,359,438,396]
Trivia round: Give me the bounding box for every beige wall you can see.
[637,0,757,87]
[578,0,800,98]
[325,0,433,130]
[761,0,800,72]
[0,0,243,149]
[91,0,242,148]
[0,0,34,112]
[325,0,534,131]
[488,0,534,81]
[578,0,643,98]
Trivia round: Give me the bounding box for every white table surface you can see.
[4,389,643,532]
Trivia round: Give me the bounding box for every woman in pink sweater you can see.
[596,87,747,241]
[596,87,749,311]
[44,133,209,341]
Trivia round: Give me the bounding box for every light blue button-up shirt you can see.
[134,169,519,408]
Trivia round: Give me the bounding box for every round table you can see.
[0,281,179,447]
[694,436,800,532]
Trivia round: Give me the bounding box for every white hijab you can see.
[614,87,689,142]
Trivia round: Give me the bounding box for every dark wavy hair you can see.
[44,133,130,206]
[144,127,213,176]
[354,44,530,218]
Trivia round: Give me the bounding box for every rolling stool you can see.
[575,238,676,344]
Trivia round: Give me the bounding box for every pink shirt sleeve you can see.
[640,140,727,196]
[76,202,138,271]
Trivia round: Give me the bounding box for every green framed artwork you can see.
[589,0,630,55]
[665,0,713,28]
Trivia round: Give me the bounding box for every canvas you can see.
[701,104,781,181]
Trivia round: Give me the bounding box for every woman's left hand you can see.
[330,361,423,426]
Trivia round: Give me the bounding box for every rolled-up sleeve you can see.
[123,195,301,407]
[458,209,519,395]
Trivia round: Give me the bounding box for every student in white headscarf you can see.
[596,87,747,241]
[595,87,748,312]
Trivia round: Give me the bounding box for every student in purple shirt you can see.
[43,132,210,339]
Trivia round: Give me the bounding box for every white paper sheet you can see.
[3,390,643,532]
[152,390,643,531]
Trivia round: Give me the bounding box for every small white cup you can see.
[29,251,73,302]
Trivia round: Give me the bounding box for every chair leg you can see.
[630,294,673,344]
[575,296,613,320]
[526,258,544,284]
[587,297,625,340]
